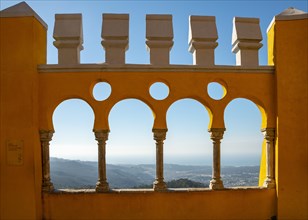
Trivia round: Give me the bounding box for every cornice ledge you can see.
[38,64,275,74]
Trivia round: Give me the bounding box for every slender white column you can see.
[209,128,225,189]
[153,129,167,191]
[262,128,276,188]
[94,130,110,192]
[39,130,54,192]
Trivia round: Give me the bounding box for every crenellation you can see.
[232,17,263,67]
[189,15,218,66]
[53,14,83,65]
[50,13,269,67]
[146,14,174,65]
[102,14,129,65]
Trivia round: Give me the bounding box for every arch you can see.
[164,98,212,186]
[47,96,96,131]
[222,98,263,187]
[107,97,156,122]
[50,98,97,189]
[107,99,155,188]
[227,96,268,129]
[166,97,213,129]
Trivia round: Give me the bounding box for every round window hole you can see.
[150,82,169,100]
[207,82,226,100]
[93,82,112,101]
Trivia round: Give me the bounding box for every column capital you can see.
[93,129,109,142]
[153,128,167,141]
[39,130,54,142]
[261,128,275,141]
[208,128,225,140]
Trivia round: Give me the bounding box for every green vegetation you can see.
[134,178,207,189]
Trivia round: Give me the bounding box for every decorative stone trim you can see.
[261,128,276,189]
[101,14,129,65]
[94,130,110,192]
[53,14,83,65]
[232,17,263,67]
[153,129,168,191]
[189,16,218,66]
[208,128,225,190]
[39,130,54,192]
[38,64,275,73]
[146,15,174,65]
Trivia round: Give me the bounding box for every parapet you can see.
[51,12,266,67]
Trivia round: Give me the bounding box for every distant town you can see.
[50,157,259,189]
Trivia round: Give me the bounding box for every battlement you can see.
[52,13,263,67]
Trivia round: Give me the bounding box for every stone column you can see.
[153,129,167,191]
[209,128,225,189]
[40,130,54,192]
[262,128,276,188]
[94,130,110,192]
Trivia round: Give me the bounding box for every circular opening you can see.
[207,82,226,100]
[93,82,112,101]
[149,82,169,100]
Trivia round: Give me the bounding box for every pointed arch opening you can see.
[107,99,155,189]
[50,99,97,189]
[164,98,212,188]
[223,98,263,187]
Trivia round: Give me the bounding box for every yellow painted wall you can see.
[0,17,46,219]
[268,19,308,219]
[43,189,276,220]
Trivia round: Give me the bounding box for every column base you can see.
[153,180,167,191]
[42,182,54,192]
[263,178,276,189]
[209,178,224,190]
[96,181,110,192]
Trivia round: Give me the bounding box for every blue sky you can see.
[1,1,307,166]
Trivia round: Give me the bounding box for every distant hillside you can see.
[50,157,259,189]
[135,178,207,189]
